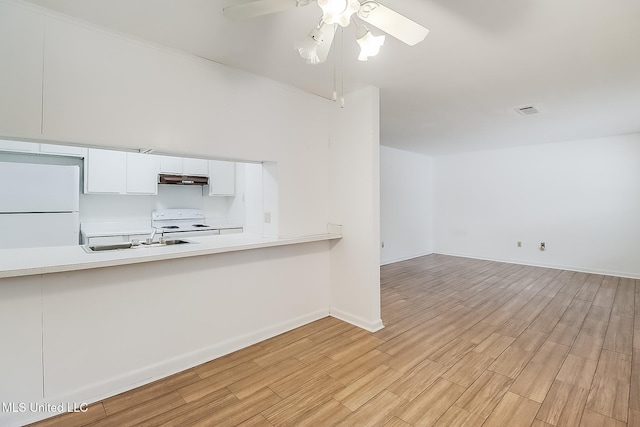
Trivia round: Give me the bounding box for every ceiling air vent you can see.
[515,105,540,116]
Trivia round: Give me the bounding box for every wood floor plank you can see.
[556,353,599,389]
[327,349,392,385]
[236,414,272,427]
[603,315,634,356]
[509,340,570,403]
[398,378,466,427]
[548,322,581,347]
[194,344,266,379]
[536,380,589,427]
[178,361,263,403]
[593,277,618,308]
[473,332,515,359]
[188,387,281,427]
[386,358,448,401]
[335,390,406,427]
[261,375,344,425]
[253,338,316,368]
[453,370,513,419]
[613,278,635,319]
[271,398,351,427]
[629,348,640,411]
[384,416,413,427]
[433,405,486,427]
[585,350,632,422]
[332,364,402,411]
[482,391,541,427]
[269,356,340,398]
[580,409,627,427]
[86,391,185,427]
[488,346,538,380]
[135,388,236,427]
[441,350,495,388]
[427,337,477,367]
[227,358,305,400]
[101,369,199,416]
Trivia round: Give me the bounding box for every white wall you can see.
[329,87,383,332]
[434,133,640,278]
[380,146,434,265]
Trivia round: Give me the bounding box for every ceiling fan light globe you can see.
[295,30,322,64]
[318,0,360,27]
[357,31,385,61]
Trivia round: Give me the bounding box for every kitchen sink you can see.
[83,239,191,253]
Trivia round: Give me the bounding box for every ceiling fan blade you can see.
[357,3,429,46]
[223,0,308,21]
[316,23,337,63]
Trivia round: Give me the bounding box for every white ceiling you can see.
[24,0,640,155]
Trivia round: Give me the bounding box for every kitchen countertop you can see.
[0,232,342,279]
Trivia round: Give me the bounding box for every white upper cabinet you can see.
[159,156,208,176]
[208,160,235,196]
[85,149,159,195]
[0,140,39,153]
[126,153,159,195]
[159,156,183,174]
[183,158,209,176]
[0,2,44,139]
[0,140,85,157]
[84,149,127,194]
[39,143,85,157]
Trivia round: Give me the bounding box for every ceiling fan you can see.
[223,0,429,64]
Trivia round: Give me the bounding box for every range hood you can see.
[158,174,209,186]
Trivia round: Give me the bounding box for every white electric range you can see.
[151,209,220,238]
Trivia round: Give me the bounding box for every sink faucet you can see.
[146,227,158,244]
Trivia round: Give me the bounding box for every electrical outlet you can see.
[264,212,271,224]
[381,242,385,248]
[540,242,546,251]
[517,241,522,247]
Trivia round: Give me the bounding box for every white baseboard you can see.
[8,309,330,427]
[380,251,434,266]
[433,250,640,280]
[330,308,384,332]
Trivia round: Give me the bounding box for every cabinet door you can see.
[0,278,43,412]
[0,140,39,153]
[126,153,159,195]
[208,160,236,196]
[85,149,126,194]
[159,156,183,174]
[40,143,86,157]
[0,2,44,139]
[183,158,208,176]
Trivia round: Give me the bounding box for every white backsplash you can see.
[80,185,233,224]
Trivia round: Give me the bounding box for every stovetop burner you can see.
[162,225,180,230]
[192,224,210,228]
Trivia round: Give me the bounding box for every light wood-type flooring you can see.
[31,254,639,426]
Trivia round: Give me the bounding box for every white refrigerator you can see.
[0,162,80,249]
